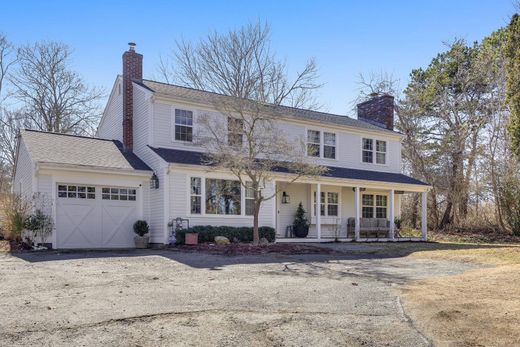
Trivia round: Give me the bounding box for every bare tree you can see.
[0,33,15,103]
[9,41,104,135]
[159,22,322,110]
[197,97,326,244]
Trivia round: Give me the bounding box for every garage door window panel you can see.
[58,185,96,199]
[102,187,136,201]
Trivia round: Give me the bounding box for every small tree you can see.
[133,220,149,237]
[293,202,310,237]
[25,209,53,246]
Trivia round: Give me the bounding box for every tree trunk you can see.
[252,199,261,245]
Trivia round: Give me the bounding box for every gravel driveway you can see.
[0,246,478,347]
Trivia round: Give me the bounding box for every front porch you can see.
[274,181,428,243]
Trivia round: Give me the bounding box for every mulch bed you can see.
[172,242,337,256]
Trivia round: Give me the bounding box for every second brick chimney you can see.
[356,94,394,131]
[122,42,143,150]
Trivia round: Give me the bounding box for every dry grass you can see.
[394,235,520,347]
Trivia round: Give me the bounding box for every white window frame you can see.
[186,175,253,219]
[306,129,337,160]
[172,108,194,143]
[312,190,340,218]
[57,184,96,200]
[245,182,255,216]
[361,137,387,166]
[190,177,202,215]
[101,187,137,201]
[361,193,388,219]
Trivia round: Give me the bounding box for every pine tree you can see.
[506,14,520,157]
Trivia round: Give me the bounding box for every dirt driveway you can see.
[0,245,480,347]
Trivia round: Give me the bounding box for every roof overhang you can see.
[36,162,153,178]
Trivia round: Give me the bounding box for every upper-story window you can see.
[228,117,244,146]
[175,109,193,142]
[362,138,386,164]
[307,130,336,159]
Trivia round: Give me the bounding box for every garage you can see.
[56,184,139,248]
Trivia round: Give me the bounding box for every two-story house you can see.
[13,43,429,249]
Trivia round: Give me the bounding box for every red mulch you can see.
[173,242,336,256]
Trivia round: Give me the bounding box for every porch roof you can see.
[149,146,429,186]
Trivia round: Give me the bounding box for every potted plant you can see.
[293,202,310,238]
[185,228,199,245]
[133,220,150,249]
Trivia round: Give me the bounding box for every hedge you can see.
[175,225,276,244]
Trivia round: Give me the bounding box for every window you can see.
[362,138,373,163]
[58,185,96,199]
[190,177,202,214]
[174,109,193,142]
[245,182,255,216]
[362,194,387,218]
[308,130,337,159]
[376,140,386,164]
[323,132,336,159]
[362,194,374,218]
[307,130,320,157]
[102,187,136,201]
[362,138,387,164]
[313,191,339,217]
[228,117,244,146]
[205,179,241,215]
[376,195,388,218]
[327,192,339,216]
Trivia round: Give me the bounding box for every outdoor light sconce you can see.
[351,187,367,192]
[150,172,159,189]
[281,191,290,204]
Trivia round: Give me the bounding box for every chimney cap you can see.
[128,42,136,51]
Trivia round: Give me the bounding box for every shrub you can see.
[175,225,275,244]
[0,193,32,241]
[133,220,149,237]
[25,209,53,245]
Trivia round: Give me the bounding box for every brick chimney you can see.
[122,42,143,150]
[356,94,394,130]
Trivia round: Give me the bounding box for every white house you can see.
[13,43,430,249]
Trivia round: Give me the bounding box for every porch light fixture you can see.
[150,172,159,189]
[352,187,366,192]
[281,191,290,204]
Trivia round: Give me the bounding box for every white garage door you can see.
[56,184,139,249]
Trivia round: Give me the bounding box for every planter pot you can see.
[293,224,309,238]
[185,232,199,245]
[134,235,150,249]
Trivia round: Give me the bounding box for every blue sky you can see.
[0,0,516,115]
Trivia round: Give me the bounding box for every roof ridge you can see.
[142,79,356,120]
[23,129,114,142]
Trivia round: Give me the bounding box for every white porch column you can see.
[389,189,395,240]
[421,191,428,241]
[316,183,321,240]
[354,187,360,241]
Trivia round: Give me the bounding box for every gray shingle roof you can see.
[21,129,151,172]
[149,146,428,186]
[138,79,399,135]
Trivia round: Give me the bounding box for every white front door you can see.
[56,184,138,249]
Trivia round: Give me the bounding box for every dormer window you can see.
[175,109,193,142]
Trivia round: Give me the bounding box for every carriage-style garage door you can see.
[56,184,138,249]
